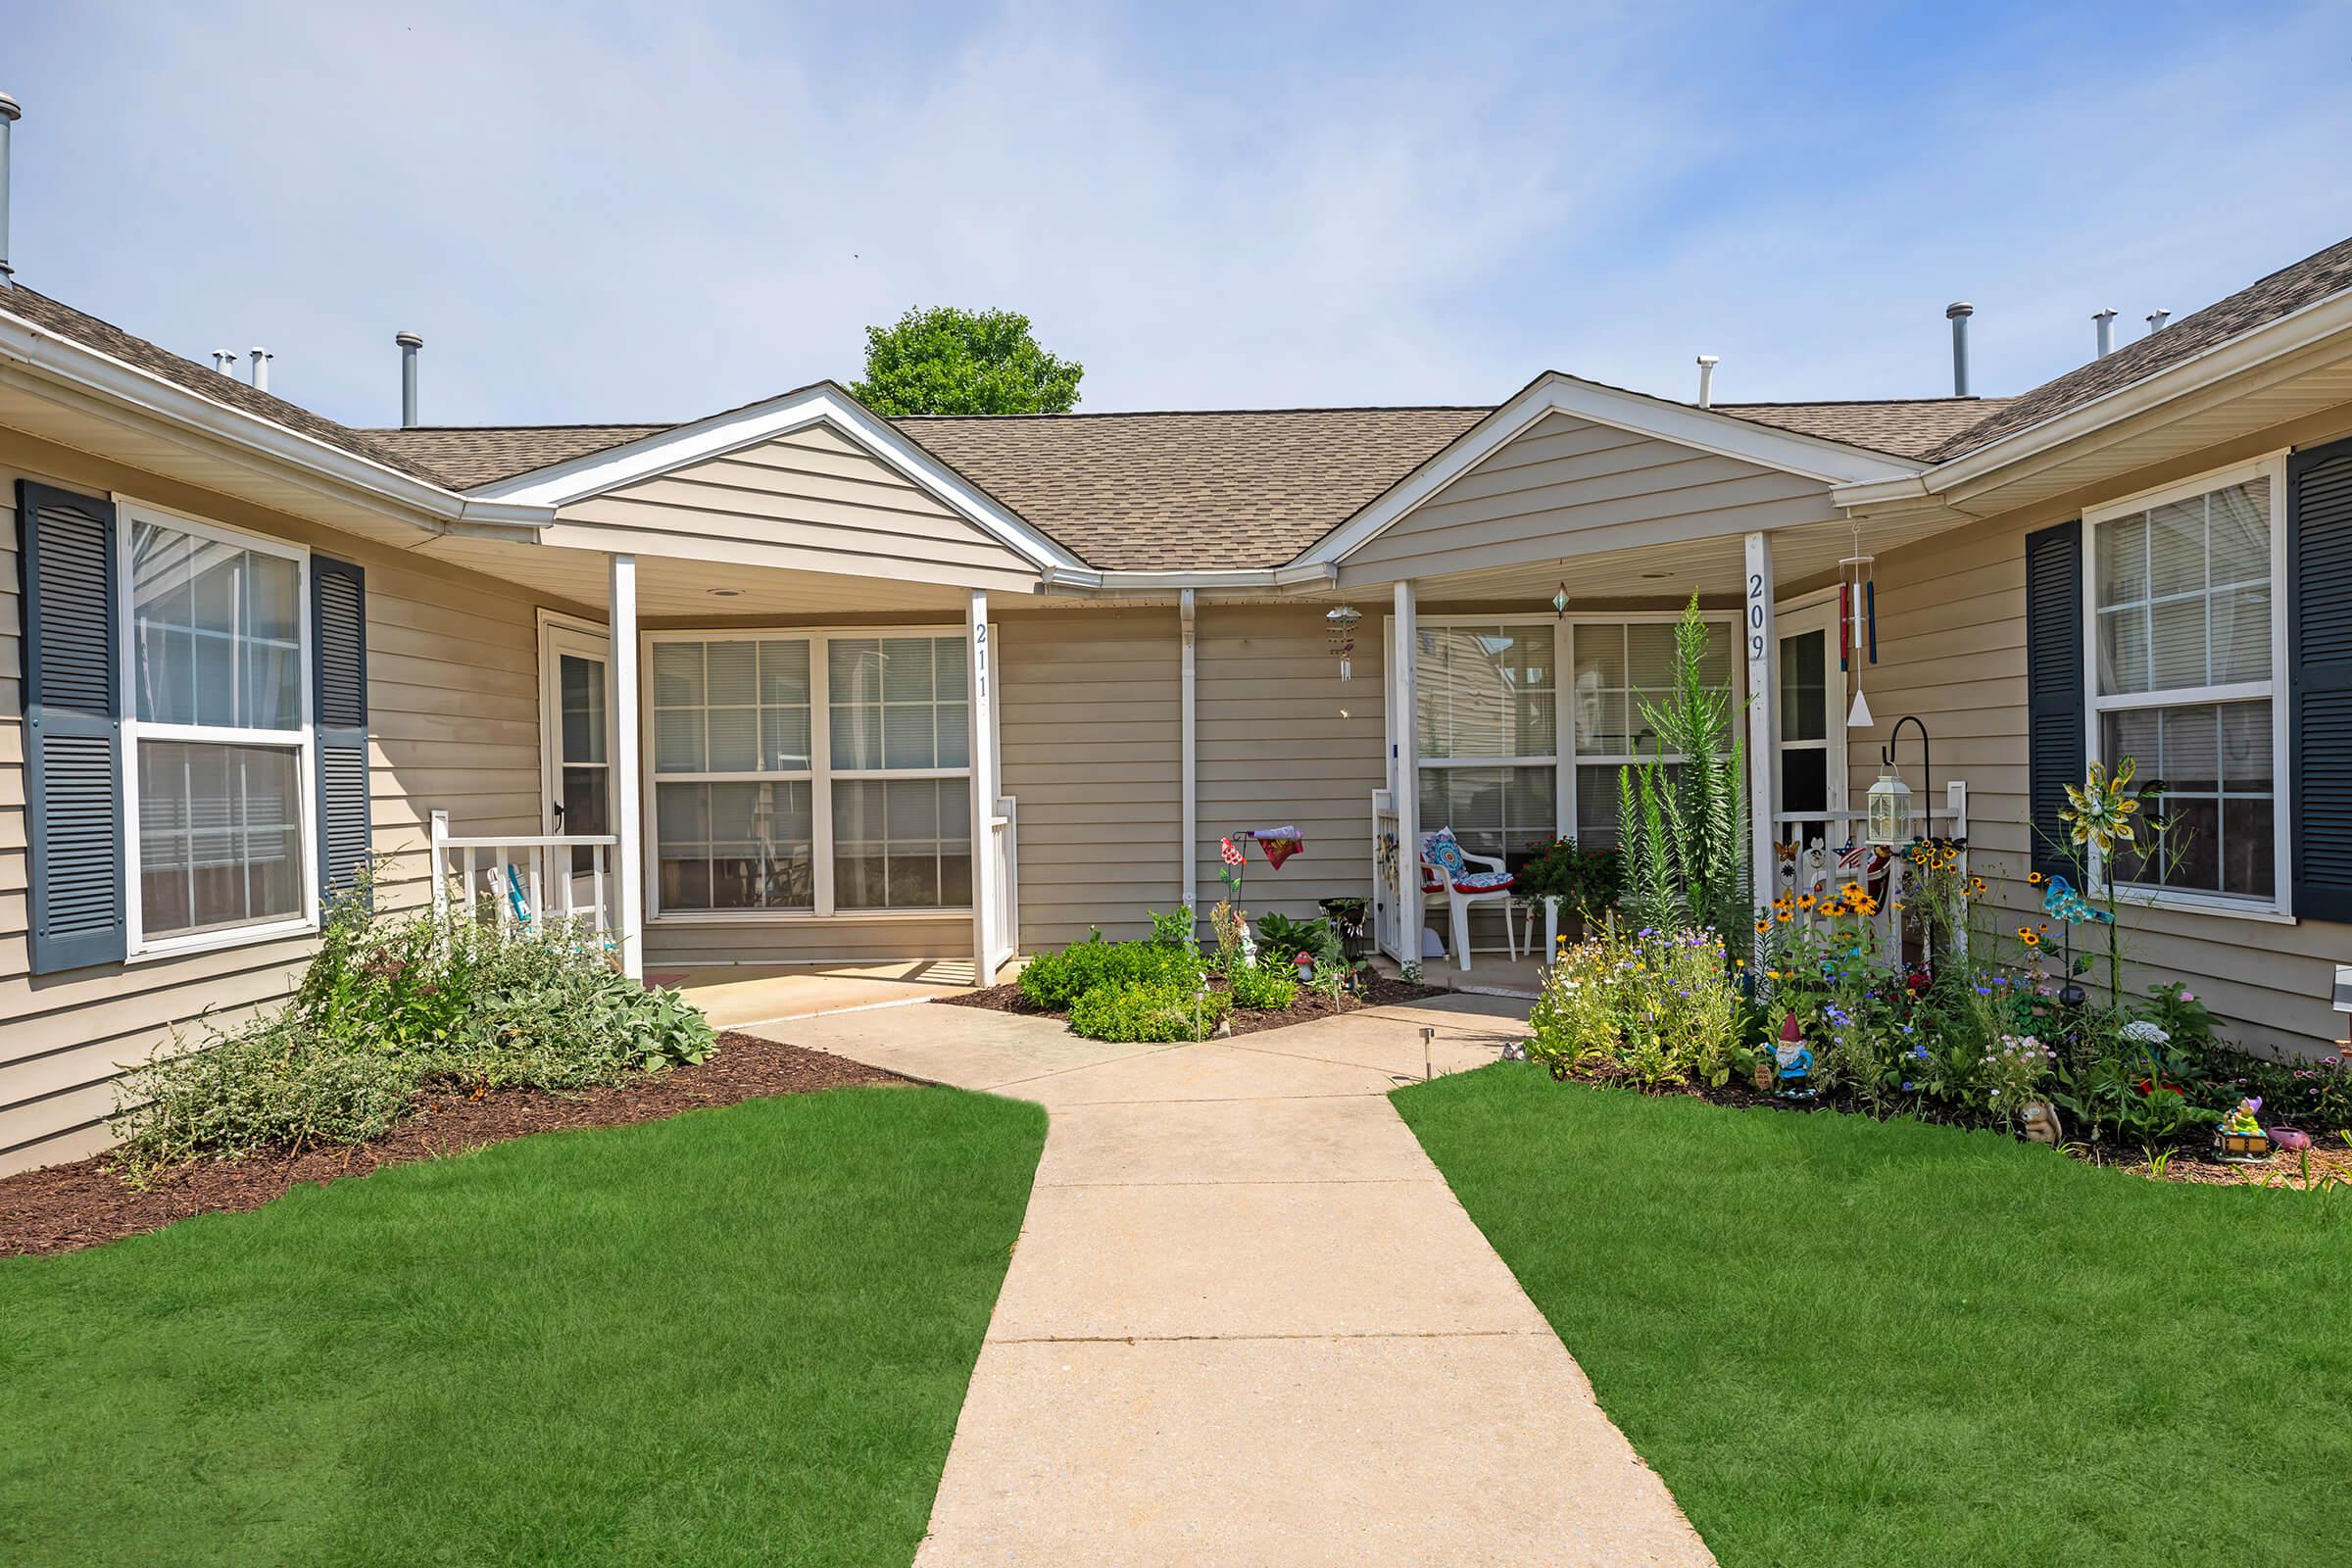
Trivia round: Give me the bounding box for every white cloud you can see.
[8,0,2349,427]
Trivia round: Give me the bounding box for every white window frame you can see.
[640,624,986,923]
[117,499,318,960]
[2080,451,2292,921]
[1412,611,1743,856]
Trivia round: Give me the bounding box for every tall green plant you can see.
[1615,598,1748,941]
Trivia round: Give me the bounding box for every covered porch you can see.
[1361,517,1974,975]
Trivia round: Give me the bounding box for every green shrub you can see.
[1252,912,1328,963]
[1067,980,1230,1043]
[110,883,715,1176]
[115,1021,416,1169]
[1016,932,1203,1009]
[1527,925,1744,1089]
[1146,906,1199,951]
[1227,960,1298,1010]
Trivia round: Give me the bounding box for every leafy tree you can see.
[849,306,1083,416]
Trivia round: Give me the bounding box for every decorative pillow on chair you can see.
[1421,829,1468,879]
[1450,869,1515,893]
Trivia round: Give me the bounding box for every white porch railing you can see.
[986,795,1019,974]
[1771,780,1969,965]
[428,808,620,937]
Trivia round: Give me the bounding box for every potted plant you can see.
[1318,896,1371,961]
[1514,838,1622,953]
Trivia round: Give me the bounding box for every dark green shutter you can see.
[2289,437,2352,921]
[310,556,371,906]
[2024,518,2084,881]
[17,480,125,973]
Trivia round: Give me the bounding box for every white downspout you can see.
[1180,589,1198,918]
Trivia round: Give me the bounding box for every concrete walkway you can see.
[756,995,1716,1567]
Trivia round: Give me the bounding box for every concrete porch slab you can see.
[752,1004,1157,1093]
[669,960,975,1029]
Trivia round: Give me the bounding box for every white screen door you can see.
[542,621,613,874]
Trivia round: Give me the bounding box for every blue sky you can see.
[10,1,2351,429]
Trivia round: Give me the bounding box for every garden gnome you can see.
[1773,1012,1814,1100]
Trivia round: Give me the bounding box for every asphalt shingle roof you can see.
[360,424,671,489]
[15,230,2352,567]
[1925,233,2352,461]
[1711,398,2015,461]
[890,407,1493,569]
[1,286,451,484]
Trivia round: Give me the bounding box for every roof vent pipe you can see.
[1695,354,1719,409]
[1944,302,1974,397]
[0,90,21,290]
[396,331,422,427]
[2093,308,2117,358]
[249,346,272,393]
[2146,309,2170,334]
[212,350,239,375]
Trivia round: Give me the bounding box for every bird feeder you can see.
[1866,768,1914,847]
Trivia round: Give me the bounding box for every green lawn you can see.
[1,1086,1045,1568]
[1394,1064,2352,1567]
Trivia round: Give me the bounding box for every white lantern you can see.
[1866,768,1913,847]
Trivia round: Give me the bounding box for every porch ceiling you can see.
[1402,506,1970,609]
[413,531,976,618]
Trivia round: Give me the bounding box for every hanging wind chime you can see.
[1839,527,1878,729]
[1326,604,1363,680]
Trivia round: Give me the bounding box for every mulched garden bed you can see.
[1547,1058,2352,1190]
[1,1033,906,1259]
[944,972,1449,1039]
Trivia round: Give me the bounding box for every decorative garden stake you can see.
[2215,1098,2271,1163]
[1326,605,1363,680]
[1421,1025,1435,1081]
[1773,1011,1815,1100]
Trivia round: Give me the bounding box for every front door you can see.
[1773,598,1845,842]
[541,620,613,874]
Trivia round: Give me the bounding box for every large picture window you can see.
[2087,461,2286,907]
[122,510,312,949]
[1415,622,1557,871]
[648,630,974,916]
[1411,615,1737,865]
[1569,618,1735,847]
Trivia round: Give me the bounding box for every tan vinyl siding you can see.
[1857,410,2352,1058]
[548,422,1043,594]
[1342,411,1841,582]
[1192,604,1386,925]
[0,433,549,1175]
[1000,609,1183,949]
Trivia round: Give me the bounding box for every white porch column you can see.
[1392,579,1420,960]
[967,590,1000,986]
[1179,589,1198,915]
[609,552,645,981]
[1742,532,1777,930]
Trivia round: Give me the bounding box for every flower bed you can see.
[947,907,1442,1042]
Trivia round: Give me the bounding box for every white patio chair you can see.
[1419,828,1521,973]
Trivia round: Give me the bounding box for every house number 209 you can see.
[1746,572,1767,660]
